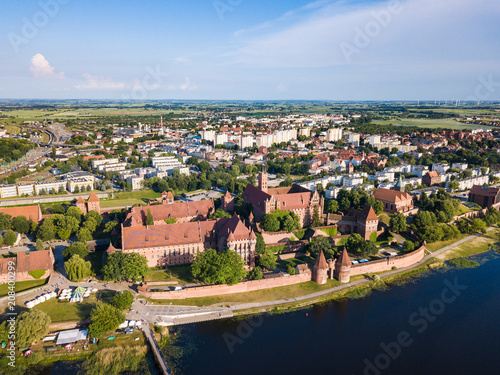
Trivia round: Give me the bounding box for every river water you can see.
[163,252,500,375]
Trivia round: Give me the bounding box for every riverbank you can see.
[217,228,500,317]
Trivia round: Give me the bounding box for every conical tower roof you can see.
[315,250,329,270]
[338,247,351,267]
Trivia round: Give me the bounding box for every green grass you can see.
[0,278,48,297]
[144,264,195,284]
[33,296,98,322]
[435,229,500,260]
[372,118,496,130]
[293,230,306,240]
[147,278,342,306]
[276,255,315,269]
[268,245,286,253]
[448,257,480,268]
[100,190,161,208]
[426,233,468,252]
[319,227,337,237]
[28,269,47,279]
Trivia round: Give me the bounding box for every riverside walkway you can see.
[231,230,493,311]
[142,325,172,375]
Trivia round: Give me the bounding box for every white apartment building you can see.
[214,133,228,146]
[239,135,254,149]
[126,176,144,190]
[446,175,489,191]
[326,128,343,142]
[152,156,182,170]
[451,162,468,171]
[348,133,360,147]
[91,158,120,169]
[432,163,450,174]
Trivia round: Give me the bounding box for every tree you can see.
[402,240,415,253]
[209,208,232,219]
[414,211,437,229]
[0,213,12,230]
[261,214,280,232]
[121,253,150,281]
[248,266,263,280]
[146,209,154,226]
[36,219,55,241]
[484,207,500,226]
[65,254,93,281]
[419,226,444,243]
[102,253,149,282]
[281,215,296,232]
[286,263,297,275]
[110,290,135,310]
[359,240,378,256]
[15,310,51,346]
[88,304,125,339]
[63,241,89,260]
[471,218,486,234]
[12,215,30,234]
[390,213,407,233]
[104,220,118,234]
[311,206,322,227]
[327,200,339,214]
[74,185,80,193]
[77,228,93,242]
[308,236,335,259]
[448,181,460,192]
[373,201,384,215]
[3,229,17,246]
[346,233,364,253]
[35,238,45,251]
[192,248,246,285]
[66,206,83,223]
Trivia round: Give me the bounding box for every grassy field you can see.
[33,296,98,322]
[426,233,468,252]
[146,277,345,306]
[144,264,195,284]
[100,190,161,208]
[372,118,496,130]
[0,278,48,297]
[435,229,500,260]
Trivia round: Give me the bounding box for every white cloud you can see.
[167,77,197,91]
[29,53,65,79]
[173,57,191,65]
[225,0,500,69]
[76,74,126,90]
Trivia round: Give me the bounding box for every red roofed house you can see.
[121,214,256,268]
[468,185,500,208]
[0,249,54,283]
[373,188,414,214]
[336,205,379,240]
[0,205,43,223]
[242,172,324,227]
[422,171,441,187]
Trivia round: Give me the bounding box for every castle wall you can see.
[140,272,312,300]
[347,245,425,276]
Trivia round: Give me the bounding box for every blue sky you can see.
[0,0,499,100]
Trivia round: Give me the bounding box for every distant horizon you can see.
[1,0,499,101]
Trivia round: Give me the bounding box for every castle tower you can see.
[258,171,268,193]
[335,247,351,283]
[87,192,101,213]
[76,196,87,215]
[313,250,329,284]
[222,190,235,212]
[346,162,354,174]
[358,205,379,241]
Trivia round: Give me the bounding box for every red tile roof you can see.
[338,247,351,267]
[88,192,100,202]
[129,199,215,225]
[0,205,42,222]
[315,250,328,270]
[15,250,53,273]
[373,188,412,204]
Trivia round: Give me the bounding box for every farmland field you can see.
[372,118,496,130]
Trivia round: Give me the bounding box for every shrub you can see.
[286,264,297,275]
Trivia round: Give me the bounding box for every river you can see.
[162,251,500,375]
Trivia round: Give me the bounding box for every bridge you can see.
[142,325,172,375]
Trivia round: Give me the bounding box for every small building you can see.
[55,329,88,346]
[423,171,441,187]
[372,188,414,214]
[468,185,500,208]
